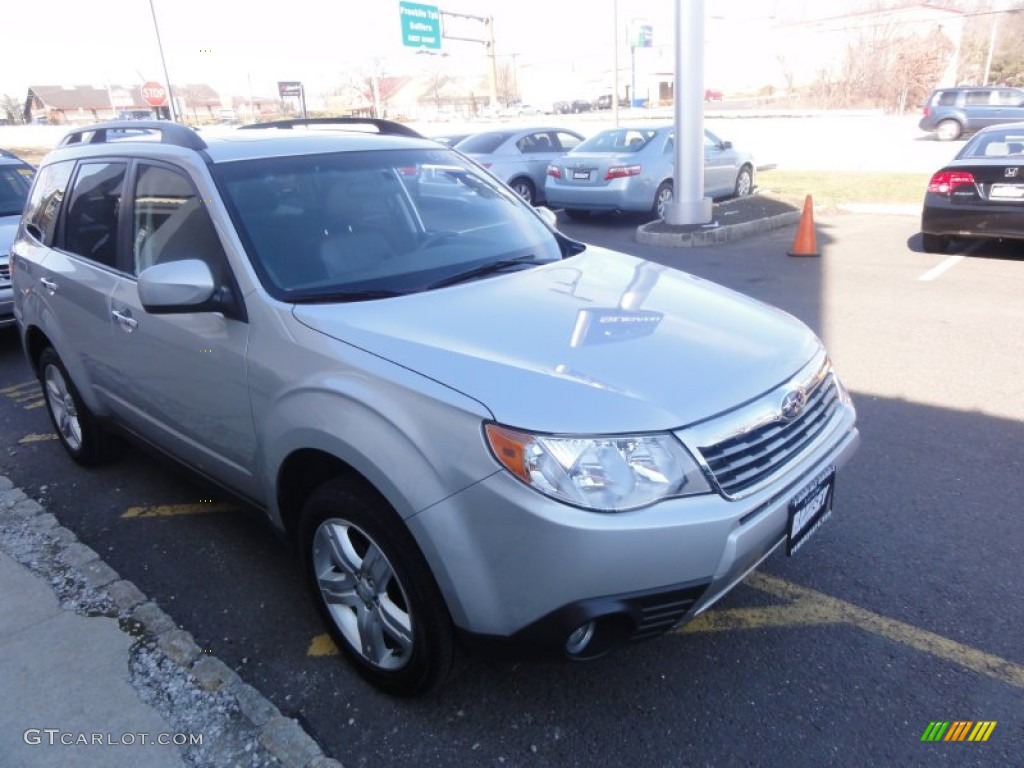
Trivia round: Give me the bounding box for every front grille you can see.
[0,262,9,284]
[699,374,839,496]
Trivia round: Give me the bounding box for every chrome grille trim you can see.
[675,349,850,500]
[698,375,839,495]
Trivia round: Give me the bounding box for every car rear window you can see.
[962,131,1024,159]
[575,129,660,153]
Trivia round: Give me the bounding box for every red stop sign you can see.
[141,81,167,107]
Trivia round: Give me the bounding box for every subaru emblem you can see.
[780,388,808,421]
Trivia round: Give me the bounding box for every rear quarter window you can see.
[936,91,957,106]
[22,161,74,245]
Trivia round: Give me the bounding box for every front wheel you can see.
[734,165,753,198]
[38,347,115,466]
[653,181,673,219]
[300,479,454,696]
[509,177,536,205]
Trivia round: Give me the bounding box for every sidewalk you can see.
[0,475,340,768]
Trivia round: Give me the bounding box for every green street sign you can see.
[399,2,442,49]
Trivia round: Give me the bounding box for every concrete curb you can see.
[635,210,801,248]
[0,475,342,768]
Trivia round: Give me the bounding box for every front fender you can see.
[256,346,498,527]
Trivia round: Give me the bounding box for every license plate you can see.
[786,466,835,555]
[989,183,1024,201]
[572,170,591,180]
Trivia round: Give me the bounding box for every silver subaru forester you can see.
[11,119,858,695]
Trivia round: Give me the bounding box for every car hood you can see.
[292,247,822,433]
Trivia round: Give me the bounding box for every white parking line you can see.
[918,255,965,282]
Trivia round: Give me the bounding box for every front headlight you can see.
[484,423,711,512]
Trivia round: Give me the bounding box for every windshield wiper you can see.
[425,255,542,290]
[290,289,407,304]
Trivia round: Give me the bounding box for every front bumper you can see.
[408,405,859,658]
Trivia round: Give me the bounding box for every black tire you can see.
[921,233,950,253]
[509,177,536,205]
[300,478,454,696]
[734,165,753,198]
[935,119,962,141]
[38,347,116,466]
[564,208,591,221]
[653,181,673,218]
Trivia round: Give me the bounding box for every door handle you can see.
[40,277,57,294]
[112,309,138,333]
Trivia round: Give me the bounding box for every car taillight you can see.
[546,164,561,179]
[923,105,931,118]
[604,164,642,180]
[927,170,975,195]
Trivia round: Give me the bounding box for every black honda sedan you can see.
[921,122,1024,253]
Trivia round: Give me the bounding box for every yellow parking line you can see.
[0,381,37,395]
[681,601,842,633]
[307,633,339,657]
[738,573,1024,689]
[302,574,1024,688]
[17,433,59,444]
[121,503,236,518]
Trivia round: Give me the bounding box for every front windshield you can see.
[0,164,34,217]
[214,147,565,300]
[960,130,1024,159]
[574,128,660,153]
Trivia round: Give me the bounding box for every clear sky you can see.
[0,0,838,103]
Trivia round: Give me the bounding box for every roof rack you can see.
[238,117,423,138]
[59,121,208,151]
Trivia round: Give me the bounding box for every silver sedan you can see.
[544,124,754,219]
[455,127,585,205]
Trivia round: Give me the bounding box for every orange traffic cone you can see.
[788,194,819,257]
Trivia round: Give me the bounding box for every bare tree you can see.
[1,94,25,124]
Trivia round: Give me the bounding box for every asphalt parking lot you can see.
[0,206,1020,766]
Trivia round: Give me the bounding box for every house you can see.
[23,83,230,125]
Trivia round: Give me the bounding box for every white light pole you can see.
[663,0,711,226]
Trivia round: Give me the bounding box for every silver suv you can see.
[12,119,859,695]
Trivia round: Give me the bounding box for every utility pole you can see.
[147,0,178,122]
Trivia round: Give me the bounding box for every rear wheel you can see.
[509,177,536,205]
[564,208,591,221]
[300,478,454,696]
[653,181,673,218]
[921,233,950,253]
[935,120,962,141]
[38,347,115,466]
